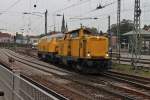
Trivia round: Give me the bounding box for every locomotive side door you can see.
[79,38,86,58]
[68,39,71,56]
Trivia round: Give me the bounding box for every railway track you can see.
[103,71,150,90]
[1,49,150,99]
[112,56,150,69]
[100,71,150,99]
[20,75,69,100]
[11,48,150,70]
[77,71,150,100]
[1,49,114,99]
[3,49,73,75]
[113,57,150,64]
[0,50,95,99]
[12,48,150,71]
[107,71,150,84]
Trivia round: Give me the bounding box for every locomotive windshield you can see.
[70,31,79,38]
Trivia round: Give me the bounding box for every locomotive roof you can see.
[66,28,97,35]
[40,33,64,40]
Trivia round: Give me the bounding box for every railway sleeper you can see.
[109,83,150,99]
[102,73,150,90]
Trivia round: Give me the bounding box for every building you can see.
[123,30,150,54]
[111,36,117,49]
[28,36,40,45]
[61,14,68,33]
[0,32,14,43]
[15,33,27,44]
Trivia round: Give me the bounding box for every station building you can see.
[0,32,14,43]
[123,30,150,55]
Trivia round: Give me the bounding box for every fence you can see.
[0,65,62,100]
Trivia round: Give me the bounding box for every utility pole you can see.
[108,15,112,58]
[45,9,48,35]
[131,0,142,69]
[108,16,111,33]
[108,16,111,47]
[117,0,121,63]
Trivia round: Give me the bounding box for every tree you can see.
[90,27,98,34]
[110,19,134,36]
[86,27,98,34]
[110,19,134,44]
[143,24,150,31]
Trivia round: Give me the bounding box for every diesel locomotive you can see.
[38,27,111,73]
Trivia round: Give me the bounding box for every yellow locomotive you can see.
[38,27,111,73]
[38,33,64,61]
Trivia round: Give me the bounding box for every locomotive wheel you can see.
[72,63,76,69]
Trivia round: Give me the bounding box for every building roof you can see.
[40,33,64,41]
[123,30,150,36]
[0,32,11,38]
[29,35,40,38]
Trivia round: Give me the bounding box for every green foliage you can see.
[39,34,46,37]
[110,19,134,36]
[90,27,98,33]
[86,27,98,34]
[112,63,150,78]
[143,24,150,31]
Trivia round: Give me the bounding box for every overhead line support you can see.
[117,0,121,63]
[45,9,48,35]
[131,0,142,69]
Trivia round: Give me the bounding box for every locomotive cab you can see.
[58,27,111,73]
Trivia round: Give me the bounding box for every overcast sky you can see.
[0,0,150,35]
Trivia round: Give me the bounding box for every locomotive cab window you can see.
[83,30,94,36]
[70,31,79,38]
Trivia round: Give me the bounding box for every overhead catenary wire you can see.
[71,0,117,20]
[0,0,22,16]
[54,0,91,13]
[49,0,150,33]
[90,0,117,12]
[50,5,149,32]
[67,0,149,32]
[76,0,150,21]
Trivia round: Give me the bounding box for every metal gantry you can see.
[130,0,142,68]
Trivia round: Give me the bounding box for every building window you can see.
[33,40,37,43]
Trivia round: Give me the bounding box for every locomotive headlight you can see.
[87,52,91,57]
[105,54,109,57]
[96,36,100,39]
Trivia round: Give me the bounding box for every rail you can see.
[0,65,68,100]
